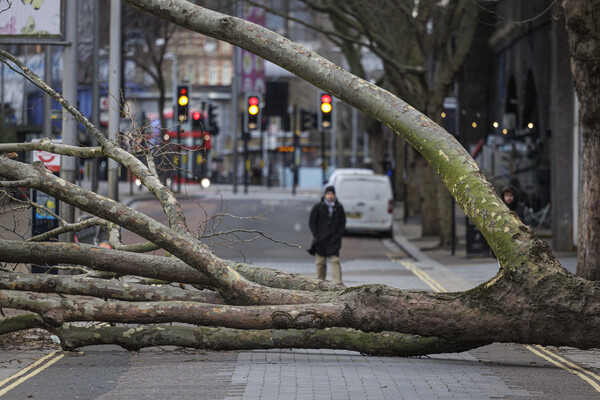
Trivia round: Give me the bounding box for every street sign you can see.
[32,141,61,173]
[100,96,109,111]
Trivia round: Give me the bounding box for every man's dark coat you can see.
[308,198,346,257]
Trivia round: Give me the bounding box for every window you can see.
[208,61,218,86]
[222,61,232,85]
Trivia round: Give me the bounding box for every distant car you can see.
[325,168,374,188]
[333,173,394,237]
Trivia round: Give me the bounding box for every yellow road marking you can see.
[525,345,600,393]
[0,350,60,387]
[399,259,447,292]
[394,256,600,393]
[531,345,600,383]
[0,350,64,397]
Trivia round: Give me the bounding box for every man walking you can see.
[308,186,346,286]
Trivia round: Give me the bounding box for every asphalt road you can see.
[121,192,396,264]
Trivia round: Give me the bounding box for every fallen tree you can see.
[1,0,599,355]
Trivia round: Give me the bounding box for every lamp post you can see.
[163,51,179,190]
[108,0,121,202]
[163,52,178,119]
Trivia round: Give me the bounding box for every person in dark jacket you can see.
[308,186,346,286]
[501,185,533,226]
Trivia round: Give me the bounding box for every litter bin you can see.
[465,217,490,257]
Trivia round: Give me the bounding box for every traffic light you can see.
[319,93,333,129]
[208,104,219,136]
[177,85,189,122]
[191,110,203,130]
[244,94,261,132]
[300,108,317,131]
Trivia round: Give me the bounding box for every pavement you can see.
[1,180,593,399]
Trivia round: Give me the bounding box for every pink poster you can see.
[241,4,266,94]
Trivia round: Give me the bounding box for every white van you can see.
[334,173,394,236]
[325,168,374,188]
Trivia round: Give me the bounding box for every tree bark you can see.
[563,0,600,280]
[0,271,222,303]
[421,164,440,236]
[0,314,477,357]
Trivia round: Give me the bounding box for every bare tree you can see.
[0,0,599,354]
[122,4,178,132]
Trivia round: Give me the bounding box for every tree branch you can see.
[0,239,340,292]
[0,271,224,303]
[0,290,346,329]
[27,216,108,243]
[0,51,190,237]
[0,314,481,357]
[0,138,103,158]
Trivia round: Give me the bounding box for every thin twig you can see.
[202,229,301,248]
[27,217,109,243]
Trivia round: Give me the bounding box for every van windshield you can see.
[338,178,390,200]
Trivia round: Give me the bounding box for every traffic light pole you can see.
[233,112,241,194]
[292,105,297,196]
[403,142,408,224]
[177,127,182,193]
[243,131,249,194]
[321,129,326,185]
[293,130,299,195]
[318,93,333,184]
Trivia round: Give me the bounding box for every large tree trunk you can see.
[0,0,599,355]
[435,174,454,246]
[563,0,600,280]
[406,146,422,217]
[421,163,440,236]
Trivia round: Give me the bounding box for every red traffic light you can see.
[192,111,201,120]
[320,94,332,114]
[245,95,261,130]
[248,96,259,116]
[320,92,333,128]
[179,87,187,95]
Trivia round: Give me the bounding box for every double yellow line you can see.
[396,257,600,394]
[525,345,600,392]
[398,259,447,292]
[0,350,64,397]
